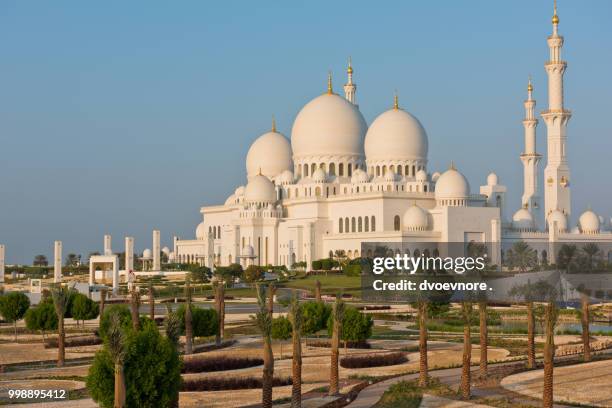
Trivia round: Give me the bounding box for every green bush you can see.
[244,265,265,283]
[327,306,373,343]
[24,302,58,336]
[175,305,218,338]
[271,316,292,341]
[302,301,331,335]
[320,259,332,270]
[98,305,132,340]
[0,292,30,336]
[87,323,181,408]
[311,260,322,270]
[71,293,99,325]
[343,264,362,276]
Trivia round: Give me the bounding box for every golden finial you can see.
[527,75,533,92]
[327,71,333,94]
[552,0,559,24]
[258,167,262,176]
[450,161,456,170]
[271,115,276,132]
[347,57,353,75]
[393,91,399,110]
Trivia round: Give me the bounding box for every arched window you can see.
[311,163,316,175]
[424,185,428,192]
[347,250,353,259]
[394,215,401,231]
[351,217,356,232]
[287,189,291,199]
[405,165,409,176]
[376,166,380,176]
[315,186,321,197]
[390,165,395,173]
[387,185,392,192]
[382,166,387,176]
[339,163,344,176]
[304,164,309,177]
[329,163,336,176]
[345,217,349,233]
[412,165,416,176]
[217,226,221,239]
[339,218,343,233]
[398,166,403,175]
[365,217,369,232]
[358,217,363,232]
[320,162,325,170]
[371,216,376,231]
[348,163,353,177]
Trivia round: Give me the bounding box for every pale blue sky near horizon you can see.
[1,1,611,264]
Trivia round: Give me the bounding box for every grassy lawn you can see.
[279,274,361,295]
[373,378,455,408]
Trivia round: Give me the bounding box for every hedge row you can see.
[181,376,292,391]
[340,352,407,369]
[182,356,263,373]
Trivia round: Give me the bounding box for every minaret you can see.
[542,0,572,220]
[343,57,357,106]
[521,77,542,227]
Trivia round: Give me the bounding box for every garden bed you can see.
[181,376,292,391]
[44,336,102,349]
[306,339,371,349]
[182,355,262,373]
[340,352,407,369]
[192,339,236,353]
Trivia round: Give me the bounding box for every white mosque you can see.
[172,4,612,269]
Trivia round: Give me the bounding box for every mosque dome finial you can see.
[393,91,399,110]
[327,71,333,94]
[552,0,559,24]
[527,76,533,92]
[271,115,276,132]
[347,57,353,75]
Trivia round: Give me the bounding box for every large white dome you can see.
[244,174,277,204]
[435,165,470,200]
[246,129,293,180]
[579,209,600,234]
[403,204,429,231]
[512,208,535,231]
[291,93,367,159]
[547,210,567,232]
[195,222,206,239]
[365,108,428,162]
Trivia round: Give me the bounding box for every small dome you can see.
[245,174,277,204]
[246,130,293,180]
[403,204,429,231]
[161,247,170,255]
[431,172,441,182]
[243,245,255,257]
[512,208,534,231]
[435,165,470,201]
[351,168,369,184]
[196,222,207,239]
[384,170,397,182]
[224,194,236,205]
[142,248,152,259]
[487,172,498,186]
[365,108,428,162]
[416,169,428,182]
[278,170,295,185]
[547,210,567,232]
[579,209,600,234]
[234,186,245,196]
[312,167,327,183]
[291,93,367,159]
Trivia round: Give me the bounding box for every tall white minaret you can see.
[542,0,571,220]
[521,77,542,227]
[343,57,357,106]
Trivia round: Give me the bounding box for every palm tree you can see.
[417,301,428,387]
[99,287,107,319]
[148,280,155,320]
[478,300,488,377]
[329,294,345,396]
[164,305,181,348]
[253,284,274,408]
[185,278,193,355]
[542,299,558,408]
[51,285,70,367]
[314,279,322,302]
[33,254,48,266]
[107,311,127,408]
[214,279,226,346]
[460,302,473,400]
[557,244,578,273]
[581,292,591,362]
[288,292,303,408]
[506,241,538,273]
[129,288,140,331]
[581,243,601,272]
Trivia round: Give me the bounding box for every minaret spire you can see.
[327,71,333,94]
[343,57,357,106]
[393,91,399,110]
[521,77,542,227]
[542,0,572,221]
[271,115,277,132]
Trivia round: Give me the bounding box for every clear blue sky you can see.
[1,1,611,264]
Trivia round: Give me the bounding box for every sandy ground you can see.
[419,394,494,407]
[0,342,97,366]
[500,359,612,407]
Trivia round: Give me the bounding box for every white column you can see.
[0,244,5,284]
[125,237,134,272]
[54,241,62,283]
[152,230,160,271]
[112,258,119,294]
[89,261,94,286]
[104,234,112,255]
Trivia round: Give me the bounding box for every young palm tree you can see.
[526,299,536,368]
[557,244,578,273]
[148,280,155,321]
[417,300,428,387]
[129,288,140,331]
[460,302,473,400]
[99,287,107,319]
[581,293,591,362]
[51,285,70,367]
[214,279,226,345]
[164,305,181,348]
[314,280,321,302]
[542,299,558,408]
[288,292,303,408]
[581,243,601,272]
[107,312,127,408]
[253,284,274,408]
[329,294,345,396]
[185,278,193,355]
[478,301,488,377]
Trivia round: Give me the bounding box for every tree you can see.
[129,288,140,331]
[288,293,303,408]
[329,295,344,396]
[509,281,537,369]
[581,293,591,362]
[0,291,30,340]
[556,244,579,273]
[302,301,331,336]
[418,301,428,387]
[65,253,80,267]
[505,241,537,273]
[244,265,265,283]
[71,293,99,327]
[109,311,127,408]
[327,306,372,351]
[99,288,107,322]
[33,254,48,266]
[542,289,559,408]
[189,265,211,284]
[271,316,292,358]
[460,302,473,400]
[99,305,133,341]
[314,280,322,301]
[184,278,193,355]
[175,304,218,339]
[148,281,155,321]
[51,285,70,367]
[25,302,58,343]
[581,243,601,272]
[214,280,226,346]
[87,317,181,408]
[253,284,274,408]
[478,301,488,377]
